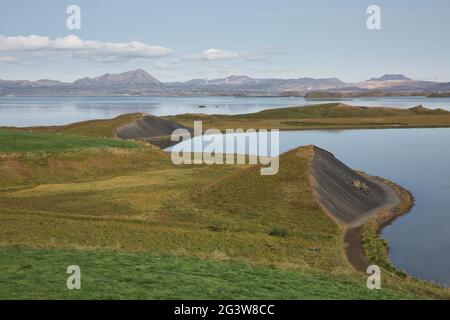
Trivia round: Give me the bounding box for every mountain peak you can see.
[123,68,151,76]
[369,74,412,81]
[73,69,161,88]
[214,75,258,85]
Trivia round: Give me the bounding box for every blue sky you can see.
[1,0,449,82]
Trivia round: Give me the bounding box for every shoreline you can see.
[343,176,414,273]
[306,147,413,274]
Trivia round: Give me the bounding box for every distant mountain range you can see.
[1,69,449,96]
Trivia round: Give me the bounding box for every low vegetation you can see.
[0,247,418,300]
[25,113,143,138]
[165,103,450,131]
[0,129,141,153]
[1,110,449,299]
[0,129,168,188]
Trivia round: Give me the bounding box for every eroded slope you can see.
[310,146,400,226]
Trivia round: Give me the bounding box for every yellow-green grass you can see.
[0,148,170,189]
[0,247,418,300]
[0,129,169,189]
[0,147,344,273]
[165,103,450,131]
[0,123,449,299]
[24,113,143,138]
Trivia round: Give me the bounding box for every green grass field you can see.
[0,247,418,300]
[0,129,140,153]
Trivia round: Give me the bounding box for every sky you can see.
[0,0,450,83]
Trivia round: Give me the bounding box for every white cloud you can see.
[0,56,17,62]
[184,48,240,61]
[201,48,239,60]
[0,34,173,61]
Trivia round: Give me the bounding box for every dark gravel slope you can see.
[310,146,399,226]
[117,115,192,139]
[116,115,193,148]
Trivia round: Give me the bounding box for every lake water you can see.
[168,128,450,286]
[1,95,450,127]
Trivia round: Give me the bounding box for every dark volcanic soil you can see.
[310,146,402,271]
[310,146,400,227]
[116,115,192,148]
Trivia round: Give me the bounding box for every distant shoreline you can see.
[343,176,413,273]
[0,93,446,98]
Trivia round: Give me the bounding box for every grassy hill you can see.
[0,129,169,188]
[236,103,449,119]
[0,115,449,299]
[22,113,143,138]
[165,103,450,131]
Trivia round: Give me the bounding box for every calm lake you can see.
[1,95,450,127]
[168,128,450,286]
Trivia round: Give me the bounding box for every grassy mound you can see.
[26,113,143,138]
[166,103,450,131]
[0,146,344,272]
[235,103,449,119]
[0,128,170,189]
[193,147,339,256]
